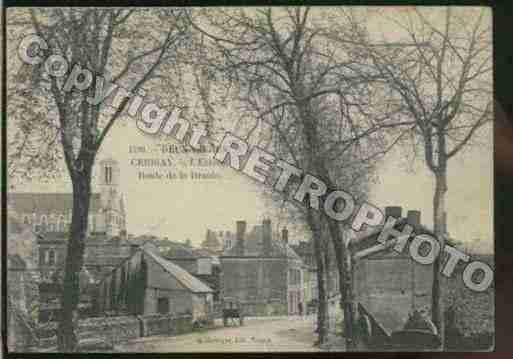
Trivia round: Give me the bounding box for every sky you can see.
[8,7,494,253]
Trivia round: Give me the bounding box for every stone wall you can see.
[138,314,193,337]
[34,314,193,351]
[79,315,141,344]
[221,258,288,306]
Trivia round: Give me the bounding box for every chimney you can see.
[236,220,246,256]
[385,206,403,219]
[282,227,289,245]
[407,210,421,227]
[262,219,272,257]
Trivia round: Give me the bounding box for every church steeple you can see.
[98,158,122,237]
[99,158,119,208]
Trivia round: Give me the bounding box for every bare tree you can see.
[357,8,492,347]
[190,7,410,348]
[7,8,191,351]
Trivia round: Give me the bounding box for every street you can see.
[115,315,325,352]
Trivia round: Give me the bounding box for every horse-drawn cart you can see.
[222,297,244,327]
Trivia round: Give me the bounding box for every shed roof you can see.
[143,248,213,294]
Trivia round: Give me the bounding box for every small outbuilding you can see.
[96,242,214,321]
[349,207,454,348]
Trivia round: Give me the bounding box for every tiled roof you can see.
[143,248,213,293]
[84,256,128,267]
[223,225,302,260]
[8,192,102,214]
[165,245,212,259]
[349,218,458,255]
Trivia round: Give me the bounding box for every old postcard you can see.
[4,6,494,352]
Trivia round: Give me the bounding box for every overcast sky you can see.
[9,7,493,253]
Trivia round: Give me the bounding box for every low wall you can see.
[239,300,287,317]
[34,314,193,350]
[138,314,170,337]
[137,314,192,337]
[79,316,141,344]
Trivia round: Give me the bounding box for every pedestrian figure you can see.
[298,302,303,316]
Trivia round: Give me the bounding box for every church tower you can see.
[99,158,122,237]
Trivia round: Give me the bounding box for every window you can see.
[157,298,170,314]
[40,215,48,231]
[48,215,56,232]
[59,215,66,232]
[105,166,112,184]
[47,249,56,266]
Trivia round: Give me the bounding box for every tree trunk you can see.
[299,102,354,349]
[57,170,92,352]
[431,167,448,349]
[307,209,328,345]
[324,217,355,350]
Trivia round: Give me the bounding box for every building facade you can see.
[8,158,126,238]
[220,219,307,316]
[8,158,130,322]
[96,243,214,321]
[349,207,437,336]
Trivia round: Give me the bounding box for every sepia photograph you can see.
[3,5,496,353]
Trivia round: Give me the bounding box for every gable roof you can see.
[223,224,301,260]
[9,192,102,215]
[143,248,213,294]
[349,218,458,258]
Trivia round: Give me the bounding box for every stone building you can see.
[8,158,127,238]
[6,216,41,320]
[202,229,237,253]
[349,207,442,337]
[201,230,223,253]
[220,219,307,316]
[163,245,222,302]
[7,255,38,351]
[96,242,214,322]
[8,158,131,322]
